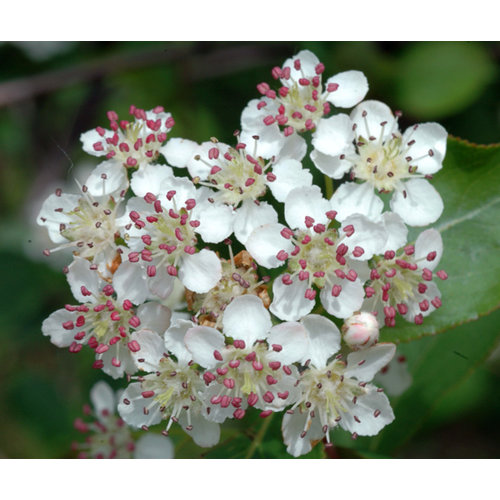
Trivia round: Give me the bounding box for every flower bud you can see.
[342,312,379,350]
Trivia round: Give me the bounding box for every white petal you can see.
[42,309,77,347]
[80,128,111,157]
[374,354,413,397]
[134,433,174,459]
[275,133,307,162]
[130,163,174,198]
[201,384,244,423]
[345,343,396,382]
[37,193,81,244]
[311,114,354,157]
[99,345,137,379]
[90,381,116,417]
[348,258,371,283]
[326,70,369,108]
[310,148,352,179]
[403,122,447,175]
[85,161,128,198]
[269,278,315,321]
[223,295,271,345]
[179,249,222,293]
[178,411,221,448]
[129,329,164,371]
[147,264,176,300]
[184,326,225,369]
[330,182,383,222]
[113,261,149,304]
[117,383,163,428]
[184,142,215,179]
[158,176,197,210]
[282,50,320,82]
[240,98,284,159]
[300,315,341,368]
[145,109,173,135]
[391,178,444,226]
[233,200,278,245]
[285,186,330,230]
[137,302,171,335]
[67,257,102,302]
[164,319,195,365]
[160,137,199,169]
[404,281,442,322]
[194,201,235,244]
[267,322,309,365]
[339,387,394,436]
[245,223,293,269]
[341,213,387,260]
[350,100,396,142]
[282,409,324,457]
[379,212,408,253]
[415,228,443,270]
[268,159,313,203]
[320,277,364,319]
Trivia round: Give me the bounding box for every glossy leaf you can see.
[381,138,500,344]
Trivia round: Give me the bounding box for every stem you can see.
[244,413,274,459]
[324,175,334,199]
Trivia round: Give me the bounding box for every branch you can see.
[0,42,292,108]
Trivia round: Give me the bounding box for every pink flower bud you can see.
[342,312,379,350]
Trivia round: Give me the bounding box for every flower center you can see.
[74,409,134,459]
[125,192,199,277]
[353,135,409,192]
[257,58,332,135]
[275,81,329,133]
[300,361,366,427]
[365,247,444,327]
[64,288,141,370]
[61,194,119,260]
[280,218,361,299]
[197,140,271,206]
[204,342,295,419]
[138,357,204,433]
[91,106,174,168]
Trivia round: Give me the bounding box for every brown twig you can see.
[0,42,293,108]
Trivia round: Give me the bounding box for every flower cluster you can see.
[38,50,447,458]
[73,381,174,459]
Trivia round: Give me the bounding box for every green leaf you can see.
[381,138,500,344]
[374,308,500,455]
[395,42,496,120]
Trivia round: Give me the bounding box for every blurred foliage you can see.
[0,41,499,459]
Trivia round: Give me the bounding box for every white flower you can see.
[118,324,221,448]
[363,228,447,327]
[162,135,311,244]
[313,100,447,226]
[246,186,388,321]
[184,295,308,423]
[73,381,174,459]
[42,256,171,378]
[281,314,396,457]
[120,177,225,296]
[240,50,368,155]
[37,162,129,275]
[80,106,174,170]
[342,312,380,350]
